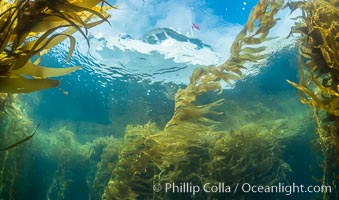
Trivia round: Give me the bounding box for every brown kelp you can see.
[0,94,34,199]
[0,93,310,199]
[87,137,123,200]
[0,122,39,151]
[0,102,123,200]
[102,0,291,199]
[0,0,114,93]
[1,0,336,199]
[165,0,284,128]
[102,119,300,199]
[286,0,339,199]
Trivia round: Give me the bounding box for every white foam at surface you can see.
[100,33,223,65]
[60,0,301,86]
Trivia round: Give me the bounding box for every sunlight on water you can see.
[1,0,338,200]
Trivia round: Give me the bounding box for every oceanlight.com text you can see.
[241,183,332,196]
[153,182,332,196]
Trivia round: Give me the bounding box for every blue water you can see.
[23,47,298,134]
[3,38,321,200]
[23,49,176,135]
[1,1,331,199]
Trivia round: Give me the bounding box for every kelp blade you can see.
[0,0,114,93]
[12,61,81,78]
[0,77,59,93]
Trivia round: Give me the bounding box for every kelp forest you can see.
[0,0,338,199]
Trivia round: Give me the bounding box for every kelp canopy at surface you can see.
[0,0,114,93]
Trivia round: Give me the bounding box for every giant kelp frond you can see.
[165,0,284,128]
[0,0,115,93]
[208,123,291,187]
[102,119,295,199]
[286,1,339,199]
[287,0,339,116]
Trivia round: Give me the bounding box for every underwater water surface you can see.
[1,0,337,200]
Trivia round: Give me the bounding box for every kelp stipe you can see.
[287,0,339,199]
[0,0,115,93]
[0,123,39,151]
